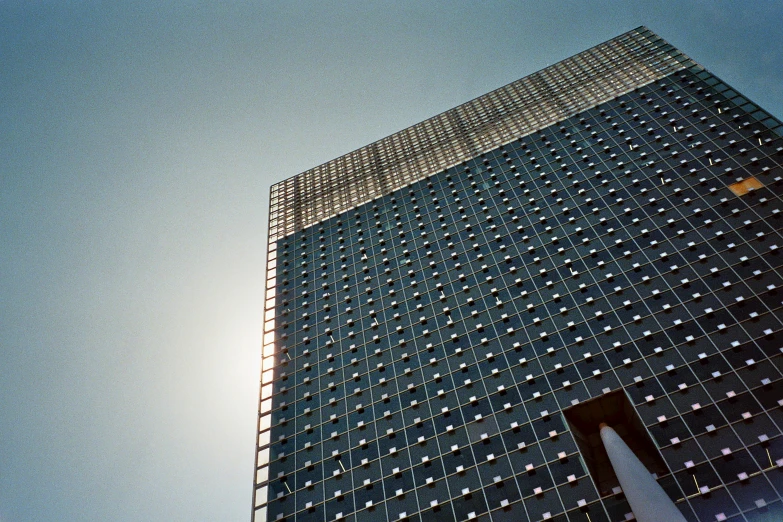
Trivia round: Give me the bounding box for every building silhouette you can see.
[252,27,783,522]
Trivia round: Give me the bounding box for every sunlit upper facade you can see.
[253,27,783,522]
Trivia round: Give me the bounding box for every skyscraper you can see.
[252,27,783,522]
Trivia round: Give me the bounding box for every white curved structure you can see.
[599,423,687,522]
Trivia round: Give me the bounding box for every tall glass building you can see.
[252,27,783,522]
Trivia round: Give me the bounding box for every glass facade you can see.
[253,27,783,522]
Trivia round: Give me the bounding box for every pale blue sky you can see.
[0,2,781,521]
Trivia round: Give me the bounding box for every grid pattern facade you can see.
[254,28,783,522]
[268,27,696,243]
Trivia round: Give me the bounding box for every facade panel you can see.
[254,27,783,522]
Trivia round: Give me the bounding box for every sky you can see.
[0,2,781,521]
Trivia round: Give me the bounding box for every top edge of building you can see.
[267,26,699,242]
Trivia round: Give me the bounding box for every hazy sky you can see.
[1,2,781,521]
